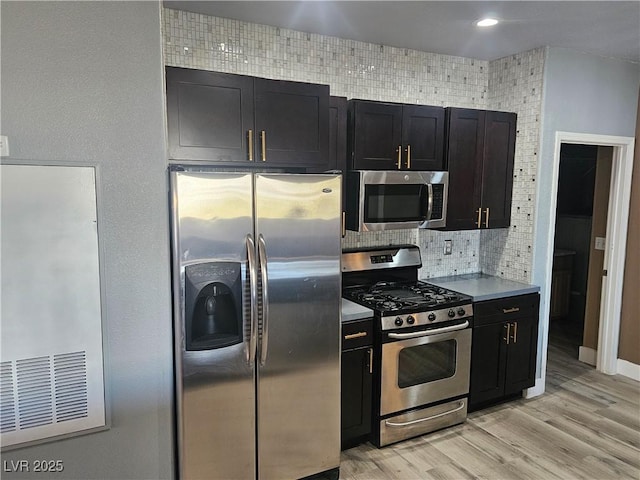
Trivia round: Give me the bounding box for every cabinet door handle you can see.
[344,331,368,340]
[260,130,267,162]
[476,208,482,227]
[396,145,402,169]
[503,307,520,314]
[342,212,346,238]
[504,323,510,345]
[248,129,254,161]
[512,322,518,344]
[368,348,373,375]
[485,207,490,228]
[406,144,411,169]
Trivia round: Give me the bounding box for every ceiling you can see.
[163,1,640,63]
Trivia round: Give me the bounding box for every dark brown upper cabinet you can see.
[328,96,347,173]
[347,100,445,171]
[166,67,329,169]
[444,108,516,230]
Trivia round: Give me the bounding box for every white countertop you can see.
[426,272,539,302]
[341,298,374,323]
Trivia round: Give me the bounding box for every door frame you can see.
[534,132,634,392]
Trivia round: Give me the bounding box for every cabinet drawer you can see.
[474,294,539,327]
[342,318,373,350]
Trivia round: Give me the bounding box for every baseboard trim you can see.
[617,359,640,382]
[578,346,597,366]
[524,377,545,398]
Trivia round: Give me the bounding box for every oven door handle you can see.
[387,321,469,339]
[384,401,466,427]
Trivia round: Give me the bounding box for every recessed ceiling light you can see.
[476,18,499,27]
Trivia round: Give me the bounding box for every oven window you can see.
[397,340,456,388]
[364,184,427,223]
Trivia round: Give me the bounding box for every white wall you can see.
[0,2,173,478]
[533,47,640,376]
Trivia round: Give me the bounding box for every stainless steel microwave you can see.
[345,170,448,231]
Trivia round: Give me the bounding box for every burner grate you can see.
[343,280,469,314]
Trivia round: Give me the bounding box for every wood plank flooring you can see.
[339,335,640,479]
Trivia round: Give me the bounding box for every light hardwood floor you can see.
[339,336,640,479]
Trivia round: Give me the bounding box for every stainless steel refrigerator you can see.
[169,169,342,480]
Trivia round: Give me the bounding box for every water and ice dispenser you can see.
[184,262,242,351]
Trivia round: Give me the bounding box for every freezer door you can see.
[171,171,256,480]
[255,174,342,479]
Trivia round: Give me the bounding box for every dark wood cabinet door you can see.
[444,108,485,230]
[349,100,403,170]
[341,347,373,449]
[329,96,348,173]
[254,78,329,168]
[402,105,445,170]
[469,322,508,409]
[504,316,539,396]
[481,111,517,228]
[471,294,539,412]
[166,67,254,163]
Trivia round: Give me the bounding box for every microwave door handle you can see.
[426,183,434,220]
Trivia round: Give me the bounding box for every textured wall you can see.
[163,8,544,281]
[0,2,173,478]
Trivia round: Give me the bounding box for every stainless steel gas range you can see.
[342,245,473,447]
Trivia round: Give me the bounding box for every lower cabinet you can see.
[341,318,373,450]
[469,294,540,411]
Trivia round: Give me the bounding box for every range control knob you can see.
[406,315,416,325]
[394,317,404,326]
[457,307,466,316]
[448,309,456,318]
[428,313,436,322]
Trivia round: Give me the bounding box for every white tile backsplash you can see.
[481,49,545,283]
[418,230,481,279]
[163,8,488,108]
[162,8,544,284]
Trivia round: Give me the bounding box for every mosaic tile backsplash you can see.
[163,8,544,283]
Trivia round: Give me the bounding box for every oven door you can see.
[380,322,471,416]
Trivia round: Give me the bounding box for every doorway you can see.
[529,132,634,398]
[548,144,612,364]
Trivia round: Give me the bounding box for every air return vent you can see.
[2,352,92,447]
[1,362,16,433]
[54,352,88,422]
[1,165,106,449]
[17,356,53,429]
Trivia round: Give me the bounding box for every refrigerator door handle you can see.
[258,234,269,366]
[246,234,258,365]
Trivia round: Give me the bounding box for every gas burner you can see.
[376,300,402,311]
[343,280,471,314]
